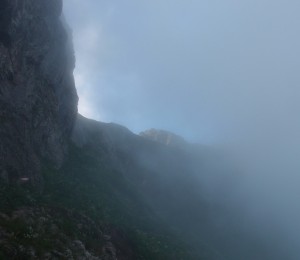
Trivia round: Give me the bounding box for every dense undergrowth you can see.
[0,143,199,259]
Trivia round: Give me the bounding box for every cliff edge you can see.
[0,0,78,184]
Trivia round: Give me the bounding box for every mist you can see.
[64,0,300,258]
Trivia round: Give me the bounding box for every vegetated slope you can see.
[0,123,205,259]
[69,115,289,260]
[0,113,290,259]
[0,114,222,259]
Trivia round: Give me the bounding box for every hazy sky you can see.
[63,0,300,143]
[63,1,300,256]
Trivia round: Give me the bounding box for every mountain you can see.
[139,129,187,148]
[0,1,291,259]
[70,115,288,260]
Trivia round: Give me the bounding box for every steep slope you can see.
[0,0,78,184]
[71,115,289,260]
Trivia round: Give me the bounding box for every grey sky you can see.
[64,0,299,142]
[63,0,300,255]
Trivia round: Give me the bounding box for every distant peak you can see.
[139,128,186,147]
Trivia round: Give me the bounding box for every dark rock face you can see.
[0,0,78,184]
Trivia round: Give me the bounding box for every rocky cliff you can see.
[0,0,78,184]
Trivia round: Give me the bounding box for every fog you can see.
[64,0,300,258]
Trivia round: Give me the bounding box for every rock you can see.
[140,128,187,147]
[0,0,78,184]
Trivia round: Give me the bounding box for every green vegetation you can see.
[0,143,199,259]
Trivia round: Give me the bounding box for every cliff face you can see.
[0,0,78,184]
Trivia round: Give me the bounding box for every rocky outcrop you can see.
[0,0,78,184]
[140,128,187,148]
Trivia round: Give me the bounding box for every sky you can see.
[63,0,300,142]
[63,0,300,257]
